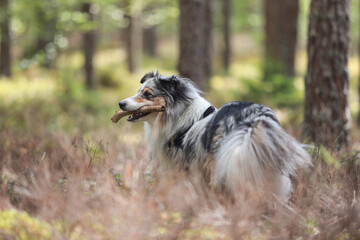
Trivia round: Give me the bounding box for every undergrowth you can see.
[1,53,360,239]
[1,121,360,239]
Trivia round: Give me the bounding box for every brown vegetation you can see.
[1,122,360,239]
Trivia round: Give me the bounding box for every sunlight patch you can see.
[0,78,56,105]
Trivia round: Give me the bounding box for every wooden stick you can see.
[111,105,166,123]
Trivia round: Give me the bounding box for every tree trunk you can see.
[143,26,157,57]
[178,0,213,91]
[303,0,351,150]
[125,15,142,73]
[35,1,57,68]
[358,59,360,126]
[358,0,360,127]
[264,0,299,80]
[0,0,11,77]
[203,0,213,80]
[222,0,231,73]
[82,3,96,89]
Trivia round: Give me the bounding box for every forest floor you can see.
[1,48,360,239]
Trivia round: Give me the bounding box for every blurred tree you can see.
[142,5,157,57]
[358,74,360,126]
[178,0,213,90]
[203,0,213,80]
[264,0,298,80]
[125,15,142,73]
[124,0,177,62]
[222,0,231,73]
[34,0,57,68]
[303,0,351,150]
[358,0,360,127]
[358,62,360,126]
[0,0,11,77]
[82,2,96,89]
[122,0,142,73]
[18,0,58,68]
[143,26,157,57]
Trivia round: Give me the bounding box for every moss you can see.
[0,209,53,239]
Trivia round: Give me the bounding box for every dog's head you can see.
[118,71,201,122]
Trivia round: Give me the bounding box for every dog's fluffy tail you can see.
[213,119,312,197]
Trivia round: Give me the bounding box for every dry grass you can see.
[1,121,360,239]
[1,55,360,238]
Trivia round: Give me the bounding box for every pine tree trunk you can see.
[222,0,231,73]
[178,0,212,91]
[0,0,11,77]
[35,0,57,68]
[264,0,298,80]
[358,56,360,126]
[82,3,96,89]
[203,0,213,80]
[143,26,157,57]
[125,15,142,73]
[358,0,360,127]
[303,0,351,150]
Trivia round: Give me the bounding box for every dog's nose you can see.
[118,101,127,110]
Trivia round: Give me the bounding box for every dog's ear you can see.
[140,71,155,84]
[158,75,180,92]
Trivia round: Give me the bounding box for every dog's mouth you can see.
[127,112,151,122]
[111,105,166,123]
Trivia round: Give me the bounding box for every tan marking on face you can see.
[143,88,152,95]
[153,96,166,107]
[132,95,165,106]
[133,97,150,103]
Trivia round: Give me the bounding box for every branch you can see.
[111,105,166,123]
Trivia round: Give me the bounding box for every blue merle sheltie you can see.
[117,71,311,198]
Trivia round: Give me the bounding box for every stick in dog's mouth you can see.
[111,105,166,123]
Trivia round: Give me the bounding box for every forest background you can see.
[1,0,360,239]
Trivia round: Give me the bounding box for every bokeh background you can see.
[1,0,360,239]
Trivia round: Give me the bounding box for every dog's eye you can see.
[143,91,153,98]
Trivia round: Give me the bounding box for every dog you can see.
[118,71,311,198]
